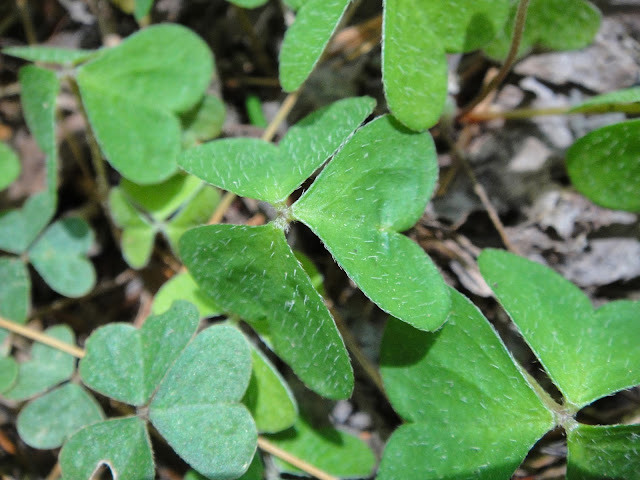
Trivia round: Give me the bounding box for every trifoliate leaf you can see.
[29,217,96,297]
[566,120,640,212]
[180,223,354,399]
[0,257,29,324]
[17,383,104,449]
[243,344,297,433]
[80,301,199,406]
[479,249,640,410]
[149,325,257,480]
[0,192,55,255]
[378,289,554,480]
[60,417,154,480]
[293,115,450,331]
[0,142,20,191]
[3,325,76,400]
[180,96,375,203]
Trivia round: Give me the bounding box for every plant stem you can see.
[15,0,37,45]
[207,89,302,225]
[463,103,640,122]
[459,0,530,118]
[257,436,339,480]
[0,316,85,358]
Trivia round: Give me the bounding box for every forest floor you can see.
[0,0,639,479]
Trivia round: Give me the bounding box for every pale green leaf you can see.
[0,357,18,392]
[80,301,199,406]
[484,0,601,59]
[150,325,257,480]
[0,257,29,324]
[279,0,351,92]
[227,0,269,8]
[378,289,554,480]
[479,249,640,409]
[0,142,20,191]
[566,120,640,212]
[180,224,354,399]
[60,417,154,480]
[29,217,96,297]
[180,96,374,203]
[3,325,76,400]
[269,417,376,478]
[109,188,155,269]
[19,65,60,195]
[17,383,104,449]
[567,424,640,480]
[243,344,297,433]
[0,191,55,254]
[181,94,226,148]
[152,272,221,318]
[570,87,640,114]
[293,115,450,331]
[3,46,97,64]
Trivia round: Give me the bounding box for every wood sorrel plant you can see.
[1,0,639,479]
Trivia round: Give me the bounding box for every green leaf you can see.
[3,326,76,400]
[0,142,20,191]
[134,0,154,19]
[185,454,264,480]
[279,0,351,92]
[294,250,325,296]
[152,272,221,318]
[17,383,104,449]
[570,86,640,114]
[149,325,257,480]
[180,96,375,203]
[382,1,447,130]
[0,191,55,254]
[60,417,154,480]
[121,174,204,222]
[227,0,269,8]
[484,0,601,59]
[109,188,156,269]
[152,272,219,317]
[29,217,96,297]
[180,224,354,399]
[0,356,18,392]
[479,249,640,409]
[293,115,450,331]
[181,94,226,148]
[19,65,60,195]
[378,289,554,480]
[0,257,29,324]
[80,301,199,406]
[566,120,640,212]
[268,417,376,478]
[243,344,297,433]
[567,424,640,480]
[3,46,97,64]
[77,24,214,184]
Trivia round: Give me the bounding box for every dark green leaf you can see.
[0,142,20,191]
[0,257,29,324]
[0,356,18,392]
[0,192,55,254]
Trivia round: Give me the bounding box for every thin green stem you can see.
[463,103,640,123]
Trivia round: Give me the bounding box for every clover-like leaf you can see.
[3,46,97,64]
[181,94,226,148]
[0,356,18,392]
[19,65,60,195]
[378,289,554,480]
[152,272,221,318]
[77,24,213,184]
[566,119,640,212]
[0,192,55,255]
[134,0,154,19]
[149,325,257,480]
[279,0,351,92]
[180,223,354,399]
[3,325,76,401]
[484,0,601,59]
[0,257,29,325]
[180,96,375,204]
[566,424,640,480]
[28,217,96,298]
[269,417,376,478]
[80,301,199,406]
[60,416,154,480]
[0,142,20,191]
[479,249,640,410]
[293,115,450,331]
[243,343,297,433]
[17,383,104,449]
